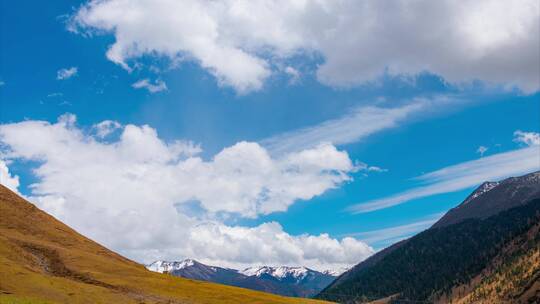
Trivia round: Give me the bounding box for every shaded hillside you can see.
[436,217,540,303]
[319,198,540,303]
[317,171,540,303]
[148,261,335,297]
[0,185,331,304]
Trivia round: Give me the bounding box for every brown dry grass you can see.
[0,185,332,304]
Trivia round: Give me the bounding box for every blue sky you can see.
[1,1,539,270]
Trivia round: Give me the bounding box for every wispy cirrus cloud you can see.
[346,213,444,248]
[261,100,428,155]
[348,145,540,214]
[47,92,63,98]
[132,78,168,93]
[260,96,462,155]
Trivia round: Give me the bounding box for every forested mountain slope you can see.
[317,172,540,304]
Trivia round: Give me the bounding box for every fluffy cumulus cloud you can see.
[0,159,20,194]
[175,222,373,270]
[514,130,540,146]
[0,115,372,270]
[70,0,539,93]
[92,120,122,138]
[56,67,78,80]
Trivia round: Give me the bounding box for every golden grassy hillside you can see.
[0,185,332,304]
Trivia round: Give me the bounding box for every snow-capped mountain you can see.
[146,260,337,297]
[322,267,349,277]
[239,265,349,278]
[238,265,337,295]
[147,259,238,284]
[240,266,310,282]
[146,259,196,273]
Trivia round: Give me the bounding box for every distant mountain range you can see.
[147,259,338,297]
[317,171,540,303]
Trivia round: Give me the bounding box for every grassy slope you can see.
[0,185,331,304]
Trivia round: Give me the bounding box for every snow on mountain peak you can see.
[148,259,344,279]
[273,266,309,279]
[240,266,311,280]
[146,259,196,273]
[322,267,349,276]
[462,181,499,205]
[239,266,265,277]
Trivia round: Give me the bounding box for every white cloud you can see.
[284,66,300,85]
[0,159,20,194]
[47,92,63,98]
[169,222,374,270]
[514,130,540,146]
[353,162,388,175]
[56,67,78,80]
[367,166,387,173]
[346,213,443,248]
[476,145,488,157]
[132,78,168,93]
[71,0,539,93]
[0,115,370,270]
[348,146,540,213]
[92,120,122,138]
[261,100,427,155]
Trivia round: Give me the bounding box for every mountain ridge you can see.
[433,171,540,228]
[317,171,540,303]
[146,259,337,297]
